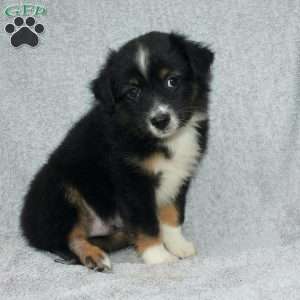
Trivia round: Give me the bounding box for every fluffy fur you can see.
[20,31,214,271]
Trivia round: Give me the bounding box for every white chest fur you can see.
[143,113,206,206]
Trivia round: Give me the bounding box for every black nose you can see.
[150,112,170,130]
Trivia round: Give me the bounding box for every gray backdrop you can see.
[1,1,300,299]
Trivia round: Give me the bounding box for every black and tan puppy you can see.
[21,32,214,271]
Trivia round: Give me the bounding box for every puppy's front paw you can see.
[166,238,196,258]
[142,244,178,265]
[161,225,196,258]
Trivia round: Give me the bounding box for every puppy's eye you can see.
[166,76,180,88]
[126,87,141,100]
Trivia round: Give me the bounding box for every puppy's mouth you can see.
[147,106,179,139]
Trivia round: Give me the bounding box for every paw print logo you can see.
[5,17,44,47]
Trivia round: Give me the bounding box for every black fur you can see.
[21,31,214,256]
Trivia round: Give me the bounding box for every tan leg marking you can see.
[68,225,111,271]
[65,185,90,228]
[65,185,112,271]
[135,233,161,254]
[159,203,179,227]
[135,233,178,264]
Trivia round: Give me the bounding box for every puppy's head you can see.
[91,32,214,139]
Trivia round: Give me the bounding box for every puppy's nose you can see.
[150,112,170,130]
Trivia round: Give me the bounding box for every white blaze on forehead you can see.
[136,45,149,77]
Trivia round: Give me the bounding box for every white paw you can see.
[161,225,197,258]
[101,253,112,270]
[142,244,179,265]
[166,238,196,258]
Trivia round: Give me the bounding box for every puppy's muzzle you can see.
[148,105,179,138]
[150,112,170,130]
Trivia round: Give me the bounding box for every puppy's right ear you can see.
[90,50,116,114]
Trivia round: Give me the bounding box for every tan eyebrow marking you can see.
[129,78,139,85]
[159,68,170,79]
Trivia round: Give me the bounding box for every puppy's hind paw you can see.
[85,253,112,272]
[79,247,112,272]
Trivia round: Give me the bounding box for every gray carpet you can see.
[1,0,300,299]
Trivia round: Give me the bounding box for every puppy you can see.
[21,31,214,271]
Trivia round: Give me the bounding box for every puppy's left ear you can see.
[170,33,214,79]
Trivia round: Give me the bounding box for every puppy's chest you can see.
[142,124,201,205]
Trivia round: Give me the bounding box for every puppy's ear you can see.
[170,33,214,79]
[90,51,116,114]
